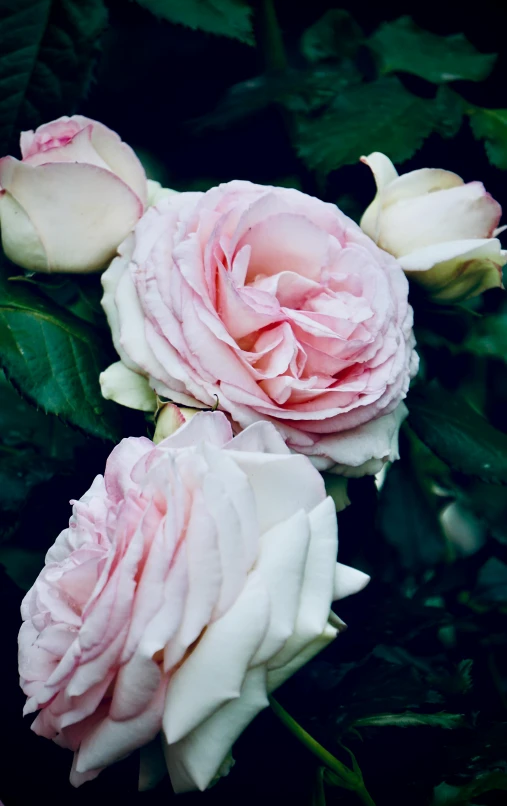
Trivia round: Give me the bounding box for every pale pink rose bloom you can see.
[18,412,369,793]
[101,180,418,475]
[0,116,147,273]
[360,152,506,302]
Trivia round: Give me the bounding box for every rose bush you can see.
[360,152,506,302]
[0,116,147,273]
[101,180,418,475]
[18,412,368,793]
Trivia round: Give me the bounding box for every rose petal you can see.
[0,159,143,272]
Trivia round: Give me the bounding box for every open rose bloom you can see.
[0,116,147,273]
[101,180,418,476]
[18,413,368,792]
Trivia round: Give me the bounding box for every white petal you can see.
[99,361,157,411]
[334,563,370,600]
[267,497,337,670]
[226,421,290,455]
[381,167,463,206]
[380,182,500,257]
[251,509,311,665]
[162,571,269,744]
[164,665,269,793]
[230,452,326,532]
[359,152,399,241]
[360,152,399,191]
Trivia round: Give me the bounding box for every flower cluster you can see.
[1,116,503,795]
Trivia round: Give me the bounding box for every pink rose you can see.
[0,116,147,273]
[101,180,418,475]
[18,413,368,792]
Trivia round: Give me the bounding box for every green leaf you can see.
[368,16,496,84]
[134,0,254,45]
[0,269,121,441]
[408,383,507,485]
[353,711,466,729]
[301,10,363,63]
[295,77,433,175]
[0,0,108,155]
[378,459,447,571]
[469,108,507,170]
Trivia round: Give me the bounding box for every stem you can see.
[259,0,288,72]
[269,697,376,806]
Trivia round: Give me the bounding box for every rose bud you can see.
[360,152,506,303]
[18,413,369,792]
[153,403,199,443]
[0,116,147,273]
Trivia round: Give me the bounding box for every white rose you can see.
[360,152,506,302]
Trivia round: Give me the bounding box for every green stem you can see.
[259,0,288,72]
[269,697,376,806]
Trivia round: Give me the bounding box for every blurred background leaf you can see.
[367,16,497,84]
[0,0,107,155]
[300,9,363,63]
